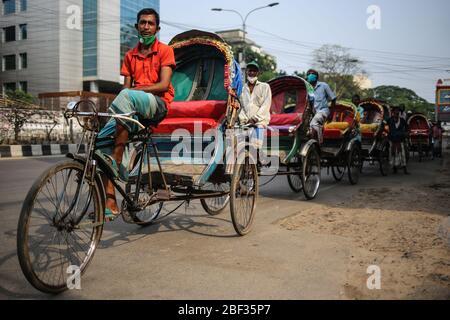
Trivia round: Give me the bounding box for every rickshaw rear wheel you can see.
[379,143,390,177]
[200,182,230,216]
[348,145,362,185]
[230,154,259,236]
[125,147,164,226]
[302,146,321,200]
[405,143,410,163]
[418,144,423,162]
[332,165,346,182]
[287,156,303,193]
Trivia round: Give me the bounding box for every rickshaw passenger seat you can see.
[151,100,228,135]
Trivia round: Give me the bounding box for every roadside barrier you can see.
[0,144,86,158]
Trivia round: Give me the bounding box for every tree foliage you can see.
[5,89,35,104]
[312,44,366,99]
[0,90,41,143]
[362,85,434,116]
[230,45,281,82]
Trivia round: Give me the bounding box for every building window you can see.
[3,0,15,15]
[3,82,16,94]
[20,0,26,11]
[3,26,15,42]
[3,54,16,71]
[83,0,98,77]
[19,24,27,40]
[19,52,27,69]
[19,81,27,92]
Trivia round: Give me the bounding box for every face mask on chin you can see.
[139,34,156,47]
[247,76,258,84]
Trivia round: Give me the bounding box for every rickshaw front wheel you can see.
[230,154,259,236]
[17,161,104,294]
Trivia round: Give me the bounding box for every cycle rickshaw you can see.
[407,112,432,162]
[259,76,321,200]
[320,101,362,185]
[17,30,258,294]
[359,99,391,176]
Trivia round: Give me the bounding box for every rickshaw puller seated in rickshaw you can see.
[239,61,272,149]
[96,8,176,220]
[306,69,337,144]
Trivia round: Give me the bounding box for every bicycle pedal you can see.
[121,210,136,224]
[157,189,171,200]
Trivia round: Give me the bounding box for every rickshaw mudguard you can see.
[195,127,225,186]
[65,153,107,207]
[285,129,306,162]
[346,137,362,152]
[299,139,320,158]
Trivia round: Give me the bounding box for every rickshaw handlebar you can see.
[65,107,145,130]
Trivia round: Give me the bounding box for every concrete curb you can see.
[0,144,86,158]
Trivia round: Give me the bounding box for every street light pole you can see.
[212,3,279,70]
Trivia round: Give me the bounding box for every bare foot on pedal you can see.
[105,195,120,221]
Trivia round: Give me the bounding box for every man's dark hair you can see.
[137,8,160,26]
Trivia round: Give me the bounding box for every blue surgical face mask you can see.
[307,74,318,83]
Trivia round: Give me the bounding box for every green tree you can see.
[6,89,35,104]
[230,45,279,82]
[312,44,366,99]
[293,71,306,79]
[1,90,40,143]
[362,85,434,116]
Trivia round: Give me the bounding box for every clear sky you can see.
[159,0,450,102]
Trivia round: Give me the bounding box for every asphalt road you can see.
[0,153,447,300]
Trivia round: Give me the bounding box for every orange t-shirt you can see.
[121,39,176,108]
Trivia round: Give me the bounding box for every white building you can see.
[216,29,276,66]
[1,0,160,97]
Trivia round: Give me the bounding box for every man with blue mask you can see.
[306,69,337,144]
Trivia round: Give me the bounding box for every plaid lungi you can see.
[109,88,166,134]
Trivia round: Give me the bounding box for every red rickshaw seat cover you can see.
[152,100,227,134]
[269,113,302,127]
[323,129,345,139]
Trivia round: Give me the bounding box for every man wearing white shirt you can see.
[239,61,272,128]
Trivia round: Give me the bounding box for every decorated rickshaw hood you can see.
[336,100,361,123]
[169,30,243,97]
[359,98,390,119]
[268,75,314,96]
[407,113,431,127]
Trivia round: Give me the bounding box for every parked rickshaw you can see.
[17,30,258,294]
[359,99,391,176]
[321,101,362,185]
[259,76,321,200]
[407,113,432,162]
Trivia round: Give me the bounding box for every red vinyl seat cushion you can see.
[153,100,227,135]
[269,113,303,127]
[323,129,345,139]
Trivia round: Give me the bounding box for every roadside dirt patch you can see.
[278,166,450,299]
